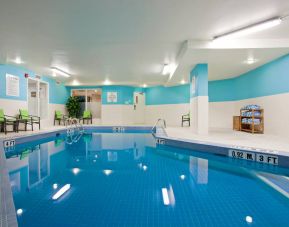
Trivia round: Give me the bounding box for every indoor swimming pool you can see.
[5,131,289,227]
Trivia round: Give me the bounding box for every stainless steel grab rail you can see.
[152,118,166,133]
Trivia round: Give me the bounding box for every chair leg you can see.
[39,121,40,130]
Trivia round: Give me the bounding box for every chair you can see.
[181,113,190,127]
[19,109,40,131]
[54,110,68,126]
[0,109,18,134]
[79,110,92,124]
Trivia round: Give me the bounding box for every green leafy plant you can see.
[66,96,80,118]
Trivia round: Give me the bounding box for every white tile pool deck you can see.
[165,127,289,153]
[1,125,289,153]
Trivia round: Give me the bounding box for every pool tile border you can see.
[155,129,289,168]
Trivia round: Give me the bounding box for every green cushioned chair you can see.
[19,109,40,131]
[54,110,68,126]
[79,110,92,124]
[0,109,18,134]
[181,113,190,127]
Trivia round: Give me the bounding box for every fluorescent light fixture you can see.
[103,79,111,85]
[16,209,23,215]
[53,183,58,189]
[103,169,113,176]
[162,188,170,205]
[162,64,170,75]
[52,184,71,200]
[72,168,80,175]
[213,17,282,41]
[50,67,71,78]
[14,57,24,64]
[245,216,253,223]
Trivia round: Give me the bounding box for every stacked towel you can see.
[241,118,261,125]
[241,104,261,110]
[241,111,261,117]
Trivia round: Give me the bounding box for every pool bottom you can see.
[5,132,289,226]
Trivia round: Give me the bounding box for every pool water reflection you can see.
[5,133,289,226]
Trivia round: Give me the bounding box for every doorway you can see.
[71,89,102,120]
[133,92,145,124]
[27,78,49,119]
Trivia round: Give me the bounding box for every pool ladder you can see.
[152,119,166,135]
[65,118,84,144]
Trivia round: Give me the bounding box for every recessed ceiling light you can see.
[245,58,257,65]
[50,67,71,78]
[103,79,111,85]
[14,57,24,64]
[162,64,170,75]
[213,17,282,41]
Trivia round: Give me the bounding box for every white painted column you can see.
[190,64,209,135]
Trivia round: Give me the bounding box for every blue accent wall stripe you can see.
[209,54,289,102]
[145,84,190,105]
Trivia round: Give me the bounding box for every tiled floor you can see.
[165,127,289,153]
[2,125,289,153]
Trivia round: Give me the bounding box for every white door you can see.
[28,79,49,119]
[133,92,145,124]
[28,79,38,116]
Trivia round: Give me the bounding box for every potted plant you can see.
[66,96,80,118]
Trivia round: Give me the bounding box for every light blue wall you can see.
[66,85,145,105]
[209,54,289,102]
[0,64,36,101]
[190,64,208,98]
[0,64,69,104]
[42,77,70,105]
[145,84,190,105]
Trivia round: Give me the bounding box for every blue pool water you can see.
[5,132,289,226]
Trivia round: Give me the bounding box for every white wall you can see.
[145,104,190,127]
[209,101,235,130]
[190,96,208,134]
[101,105,134,125]
[209,92,289,137]
[0,98,66,129]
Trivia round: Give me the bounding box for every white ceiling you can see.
[0,0,289,86]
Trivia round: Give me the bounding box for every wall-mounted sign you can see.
[6,74,20,97]
[107,92,117,103]
[31,91,37,97]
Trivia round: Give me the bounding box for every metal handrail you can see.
[152,118,166,132]
[65,118,84,144]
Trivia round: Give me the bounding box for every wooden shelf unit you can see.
[240,109,264,134]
